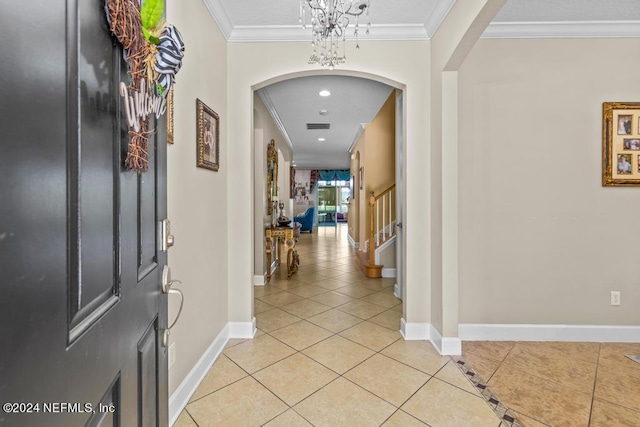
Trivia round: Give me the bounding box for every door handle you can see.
[162,265,184,347]
[397,222,403,229]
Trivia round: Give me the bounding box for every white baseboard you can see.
[400,318,430,340]
[229,318,257,339]
[169,324,230,426]
[459,323,640,343]
[253,275,265,286]
[393,283,402,300]
[430,324,462,356]
[347,234,359,249]
[382,268,396,278]
[399,320,461,355]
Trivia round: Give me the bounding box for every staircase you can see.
[356,184,396,278]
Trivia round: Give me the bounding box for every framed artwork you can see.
[167,87,174,144]
[359,166,364,190]
[196,98,219,171]
[602,102,640,186]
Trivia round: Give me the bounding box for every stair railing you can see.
[368,184,396,266]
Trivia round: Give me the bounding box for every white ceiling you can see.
[258,76,393,169]
[208,0,640,170]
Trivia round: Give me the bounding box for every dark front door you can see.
[0,0,168,426]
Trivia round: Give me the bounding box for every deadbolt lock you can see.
[161,219,175,251]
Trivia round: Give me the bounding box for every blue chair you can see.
[294,206,315,232]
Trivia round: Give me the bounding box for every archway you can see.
[251,70,407,331]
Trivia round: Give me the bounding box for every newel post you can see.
[369,192,376,267]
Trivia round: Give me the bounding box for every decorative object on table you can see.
[299,0,371,70]
[602,102,640,186]
[196,99,220,171]
[277,201,291,226]
[267,139,278,215]
[105,0,185,173]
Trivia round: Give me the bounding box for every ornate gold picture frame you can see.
[603,102,640,186]
[196,98,219,171]
[167,87,174,144]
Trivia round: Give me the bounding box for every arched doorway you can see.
[251,70,407,330]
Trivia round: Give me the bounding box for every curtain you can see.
[317,170,350,181]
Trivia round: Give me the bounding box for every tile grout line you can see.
[586,342,602,426]
[451,356,524,427]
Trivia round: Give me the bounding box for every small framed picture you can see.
[617,154,632,175]
[623,139,640,150]
[637,155,640,173]
[196,98,219,171]
[618,114,632,135]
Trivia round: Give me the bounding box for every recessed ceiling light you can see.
[319,109,329,115]
[318,138,325,142]
[319,90,331,97]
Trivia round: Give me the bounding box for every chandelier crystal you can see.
[299,0,371,70]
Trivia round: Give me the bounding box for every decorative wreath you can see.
[105,0,185,173]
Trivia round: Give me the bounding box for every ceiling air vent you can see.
[306,123,330,130]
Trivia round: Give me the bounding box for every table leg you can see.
[265,237,272,282]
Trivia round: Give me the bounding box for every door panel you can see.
[0,0,168,426]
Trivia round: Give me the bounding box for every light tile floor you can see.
[174,224,640,426]
[462,340,640,426]
[175,225,500,426]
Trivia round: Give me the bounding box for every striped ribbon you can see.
[154,25,185,95]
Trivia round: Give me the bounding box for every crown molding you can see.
[424,0,456,38]
[482,21,640,39]
[256,90,295,153]
[202,0,234,40]
[347,124,365,154]
[228,24,429,43]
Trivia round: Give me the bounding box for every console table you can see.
[265,223,300,282]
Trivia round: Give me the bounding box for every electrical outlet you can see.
[169,343,176,368]
[610,291,621,306]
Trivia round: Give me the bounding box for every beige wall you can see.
[350,91,396,249]
[227,41,431,327]
[459,38,640,326]
[253,94,292,279]
[166,0,228,395]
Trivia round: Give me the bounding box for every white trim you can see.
[482,21,640,39]
[169,324,230,426]
[393,283,401,300]
[429,324,461,355]
[424,0,457,38]
[347,234,359,249]
[229,318,257,339]
[381,268,396,278]
[400,320,461,355]
[256,90,294,153]
[228,24,429,43]
[374,233,396,265]
[400,318,430,340]
[202,0,234,40]
[459,323,640,343]
[348,124,366,154]
[253,275,265,286]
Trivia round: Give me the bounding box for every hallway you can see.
[174,225,503,426]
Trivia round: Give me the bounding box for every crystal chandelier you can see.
[299,0,371,70]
